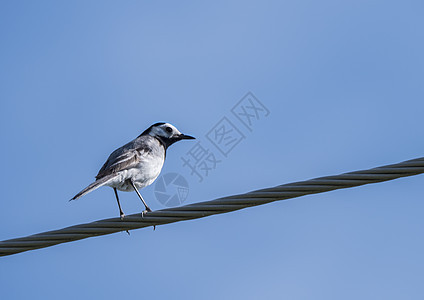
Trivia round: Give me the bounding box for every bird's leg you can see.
[129,180,156,230]
[114,188,125,220]
[114,188,130,235]
[129,179,152,215]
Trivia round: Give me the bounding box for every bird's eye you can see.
[165,126,173,133]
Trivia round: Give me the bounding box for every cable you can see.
[1,157,423,257]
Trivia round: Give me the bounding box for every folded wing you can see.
[96,148,138,179]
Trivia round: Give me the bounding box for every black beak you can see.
[179,133,195,140]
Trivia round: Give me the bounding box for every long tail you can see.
[70,174,117,201]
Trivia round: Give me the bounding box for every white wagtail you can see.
[70,122,195,219]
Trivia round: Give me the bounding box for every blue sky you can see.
[1,0,424,299]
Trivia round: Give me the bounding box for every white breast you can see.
[131,154,165,188]
[106,147,166,192]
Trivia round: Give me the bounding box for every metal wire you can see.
[1,157,424,257]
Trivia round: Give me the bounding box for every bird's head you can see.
[142,122,195,148]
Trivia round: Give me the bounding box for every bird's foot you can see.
[141,207,155,230]
[119,213,129,234]
[141,207,152,218]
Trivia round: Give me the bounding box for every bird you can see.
[70,122,195,219]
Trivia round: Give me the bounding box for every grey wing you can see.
[96,146,141,179]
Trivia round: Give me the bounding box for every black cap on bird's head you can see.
[141,122,195,149]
